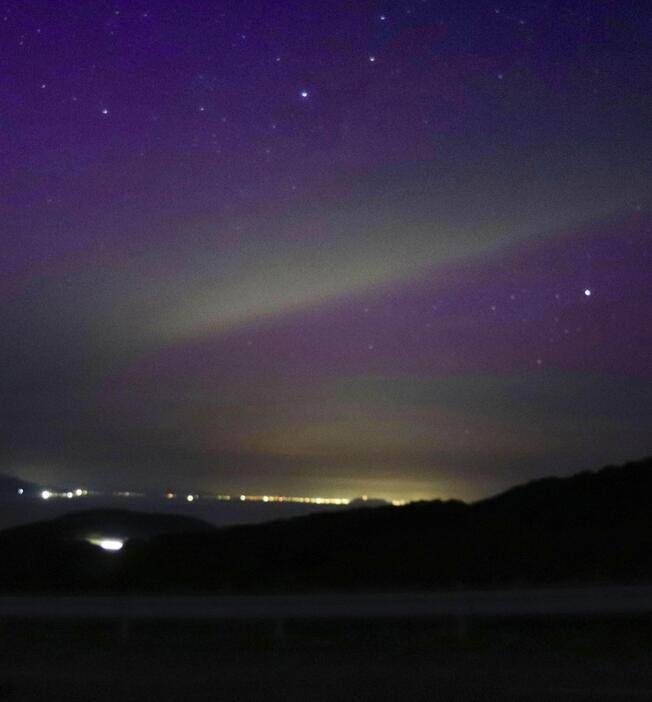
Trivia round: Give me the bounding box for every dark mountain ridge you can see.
[0,508,214,540]
[0,457,650,593]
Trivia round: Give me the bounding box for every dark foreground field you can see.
[2,616,652,701]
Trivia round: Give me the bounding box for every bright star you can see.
[584,288,592,297]
[300,90,309,98]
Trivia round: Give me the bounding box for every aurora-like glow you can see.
[1,1,650,501]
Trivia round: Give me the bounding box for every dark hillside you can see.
[0,458,650,593]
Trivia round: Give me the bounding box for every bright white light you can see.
[75,488,83,496]
[17,488,23,495]
[87,536,125,551]
[584,288,592,297]
[97,539,124,552]
[240,494,246,501]
[300,90,309,98]
[186,494,194,502]
[66,491,74,499]
[40,490,52,500]
[101,108,109,115]
[369,55,376,62]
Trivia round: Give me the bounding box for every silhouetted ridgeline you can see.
[0,457,650,593]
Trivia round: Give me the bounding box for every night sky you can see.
[1,1,651,501]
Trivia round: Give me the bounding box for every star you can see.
[300,90,309,99]
[101,108,109,115]
[584,288,592,297]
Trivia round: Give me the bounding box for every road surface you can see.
[1,585,652,620]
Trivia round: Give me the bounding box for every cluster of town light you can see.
[183,492,407,507]
[164,491,353,505]
[236,494,351,505]
[171,493,352,505]
[38,488,86,500]
[32,488,407,507]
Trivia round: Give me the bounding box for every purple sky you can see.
[1,1,651,500]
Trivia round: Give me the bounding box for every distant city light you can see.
[224,494,352,506]
[17,488,23,495]
[31,485,409,508]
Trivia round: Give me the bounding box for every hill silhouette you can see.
[0,508,214,540]
[0,457,650,593]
